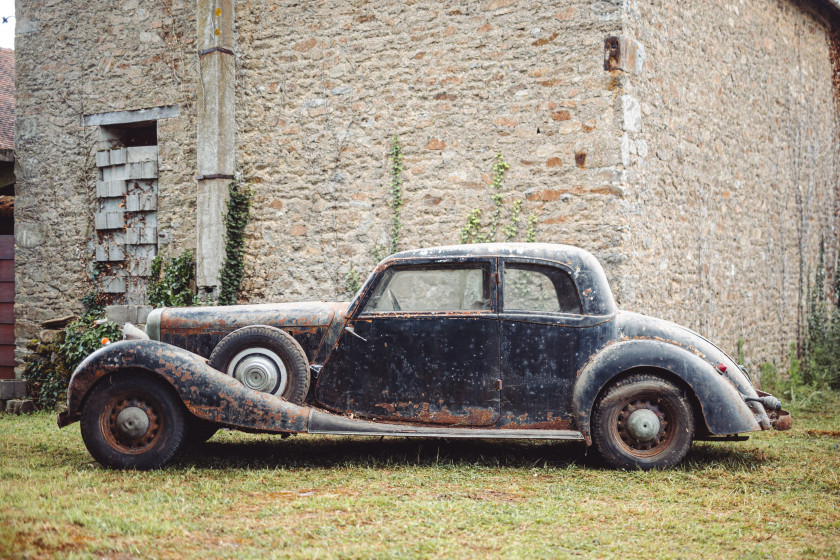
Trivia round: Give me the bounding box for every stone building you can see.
[0,47,14,380]
[12,0,840,373]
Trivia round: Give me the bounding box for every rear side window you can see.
[363,265,492,313]
[503,264,581,314]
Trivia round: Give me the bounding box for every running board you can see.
[308,410,584,440]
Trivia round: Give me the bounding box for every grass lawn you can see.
[1,399,838,559]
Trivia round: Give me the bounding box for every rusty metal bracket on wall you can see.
[604,35,644,74]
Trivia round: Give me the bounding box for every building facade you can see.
[13,0,840,373]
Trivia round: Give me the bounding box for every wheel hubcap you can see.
[115,406,150,439]
[228,348,287,395]
[626,408,660,442]
[615,398,672,454]
[103,396,161,452]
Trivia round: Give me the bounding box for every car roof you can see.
[390,243,597,265]
[385,243,617,316]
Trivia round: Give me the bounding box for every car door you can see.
[498,260,593,429]
[315,259,501,426]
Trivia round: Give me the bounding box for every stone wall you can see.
[12,0,840,370]
[234,0,627,302]
[619,0,840,366]
[14,0,197,357]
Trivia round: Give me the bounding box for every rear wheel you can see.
[592,374,694,470]
[80,373,186,470]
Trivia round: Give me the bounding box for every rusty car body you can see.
[58,243,791,470]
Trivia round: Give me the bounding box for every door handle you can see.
[344,326,368,342]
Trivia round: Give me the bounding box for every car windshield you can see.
[364,265,491,313]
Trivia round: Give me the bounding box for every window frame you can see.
[356,258,498,317]
[500,258,583,317]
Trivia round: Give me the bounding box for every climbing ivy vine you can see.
[218,181,254,306]
[148,250,200,307]
[460,153,537,244]
[346,136,404,298]
[387,135,404,254]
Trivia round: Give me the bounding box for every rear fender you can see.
[58,340,310,433]
[573,339,761,444]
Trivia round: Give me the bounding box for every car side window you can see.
[363,266,491,313]
[503,264,582,314]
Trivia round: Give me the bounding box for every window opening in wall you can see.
[100,121,158,149]
[94,120,160,311]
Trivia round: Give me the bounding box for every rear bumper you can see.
[755,390,791,431]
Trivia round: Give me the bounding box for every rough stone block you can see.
[126,146,158,164]
[106,304,136,324]
[101,165,128,182]
[125,227,157,245]
[0,379,27,400]
[126,178,157,194]
[110,148,127,165]
[621,95,641,132]
[107,212,125,230]
[94,212,108,230]
[96,242,125,262]
[127,161,158,180]
[95,150,110,168]
[125,194,157,212]
[96,179,127,198]
[126,257,153,276]
[137,306,153,324]
[38,329,61,344]
[101,276,127,294]
[95,210,126,231]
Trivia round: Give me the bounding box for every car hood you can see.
[147,301,349,360]
[614,310,758,398]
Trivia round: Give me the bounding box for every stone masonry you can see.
[13,0,840,373]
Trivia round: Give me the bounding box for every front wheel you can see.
[80,373,186,469]
[592,374,694,470]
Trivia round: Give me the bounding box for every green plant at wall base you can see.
[218,182,254,306]
[387,136,404,254]
[487,152,510,240]
[23,295,121,410]
[148,250,200,307]
[460,152,538,244]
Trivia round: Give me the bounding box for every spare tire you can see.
[208,325,310,404]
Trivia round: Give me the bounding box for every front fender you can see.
[58,339,310,433]
[573,339,761,444]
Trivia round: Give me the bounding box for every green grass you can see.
[1,399,839,559]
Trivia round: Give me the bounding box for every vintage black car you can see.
[59,243,790,470]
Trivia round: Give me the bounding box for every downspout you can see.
[196,0,235,299]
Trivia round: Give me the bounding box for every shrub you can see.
[23,295,121,410]
[148,250,200,307]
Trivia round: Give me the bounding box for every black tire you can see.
[208,325,309,404]
[592,374,695,470]
[184,415,219,445]
[80,373,186,470]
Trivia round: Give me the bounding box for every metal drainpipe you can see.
[196,0,235,300]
